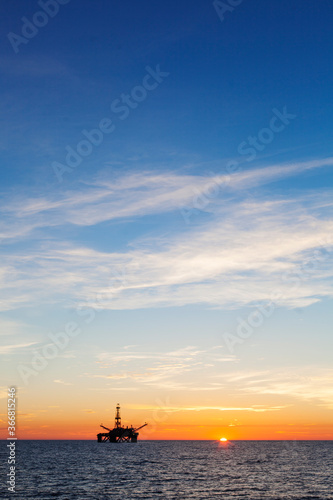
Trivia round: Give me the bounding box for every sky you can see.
[0,0,332,440]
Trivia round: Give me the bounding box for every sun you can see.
[220,437,228,442]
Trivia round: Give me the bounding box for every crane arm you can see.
[134,422,148,432]
[100,424,112,432]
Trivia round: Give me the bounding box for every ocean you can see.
[1,440,332,499]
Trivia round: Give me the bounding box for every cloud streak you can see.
[0,342,37,354]
[91,346,237,391]
[0,158,332,311]
[224,368,333,410]
[126,404,286,413]
[1,157,332,240]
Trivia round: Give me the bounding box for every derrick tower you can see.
[115,403,121,428]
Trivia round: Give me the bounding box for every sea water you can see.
[1,440,332,499]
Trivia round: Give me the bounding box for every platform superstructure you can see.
[97,404,147,443]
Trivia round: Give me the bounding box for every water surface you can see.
[1,440,332,499]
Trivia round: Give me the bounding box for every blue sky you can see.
[0,0,333,437]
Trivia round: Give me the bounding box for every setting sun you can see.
[220,437,228,442]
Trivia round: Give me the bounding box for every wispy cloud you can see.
[224,368,333,409]
[90,345,333,412]
[53,379,73,386]
[126,404,286,413]
[2,196,331,311]
[0,159,332,311]
[90,346,237,391]
[1,157,332,240]
[0,342,36,354]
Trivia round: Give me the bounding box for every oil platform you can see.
[97,404,147,443]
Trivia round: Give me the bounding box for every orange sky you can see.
[2,399,332,440]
